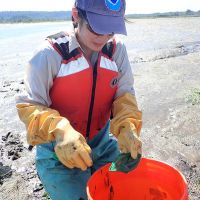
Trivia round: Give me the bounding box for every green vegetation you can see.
[186,88,200,105]
[42,192,51,200]
[0,10,200,23]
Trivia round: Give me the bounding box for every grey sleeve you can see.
[113,39,135,99]
[16,41,62,106]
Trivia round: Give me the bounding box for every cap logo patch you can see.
[105,0,121,11]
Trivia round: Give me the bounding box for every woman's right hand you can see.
[54,126,93,171]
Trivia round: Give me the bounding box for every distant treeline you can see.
[0,11,71,23]
[126,9,200,19]
[0,10,200,23]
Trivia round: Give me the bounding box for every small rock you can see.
[33,183,44,192]
[12,153,20,160]
[1,132,12,141]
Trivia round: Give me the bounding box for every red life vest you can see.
[48,32,119,140]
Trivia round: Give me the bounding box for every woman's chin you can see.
[91,43,104,52]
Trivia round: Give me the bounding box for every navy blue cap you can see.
[75,0,127,35]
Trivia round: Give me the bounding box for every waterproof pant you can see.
[36,122,120,200]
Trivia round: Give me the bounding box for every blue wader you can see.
[36,121,120,200]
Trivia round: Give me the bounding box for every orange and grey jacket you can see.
[16,32,141,145]
[48,32,119,139]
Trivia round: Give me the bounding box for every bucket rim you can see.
[86,157,188,200]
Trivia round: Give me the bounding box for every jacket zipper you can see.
[86,61,98,140]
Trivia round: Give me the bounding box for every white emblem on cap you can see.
[105,0,121,11]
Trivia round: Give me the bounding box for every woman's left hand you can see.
[117,129,142,159]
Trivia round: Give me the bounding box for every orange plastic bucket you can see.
[87,158,188,200]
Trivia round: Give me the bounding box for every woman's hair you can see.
[124,17,134,24]
[71,16,78,28]
[72,8,87,29]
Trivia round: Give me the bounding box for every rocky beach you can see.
[0,17,200,199]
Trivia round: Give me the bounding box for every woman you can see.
[16,0,142,199]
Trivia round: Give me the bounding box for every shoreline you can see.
[0,15,200,24]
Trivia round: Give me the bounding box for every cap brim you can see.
[86,12,127,36]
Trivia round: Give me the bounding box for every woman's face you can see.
[77,20,113,52]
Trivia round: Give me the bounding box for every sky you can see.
[0,0,200,14]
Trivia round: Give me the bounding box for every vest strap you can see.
[47,32,81,60]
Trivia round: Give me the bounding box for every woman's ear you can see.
[72,7,80,24]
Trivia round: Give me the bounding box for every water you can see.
[0,21,72,58]
[0,21,72,40]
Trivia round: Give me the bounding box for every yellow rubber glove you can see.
[16,103,61,145]
[16,103,93,170]
[54,123,93,171]
[110,93,142,159]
